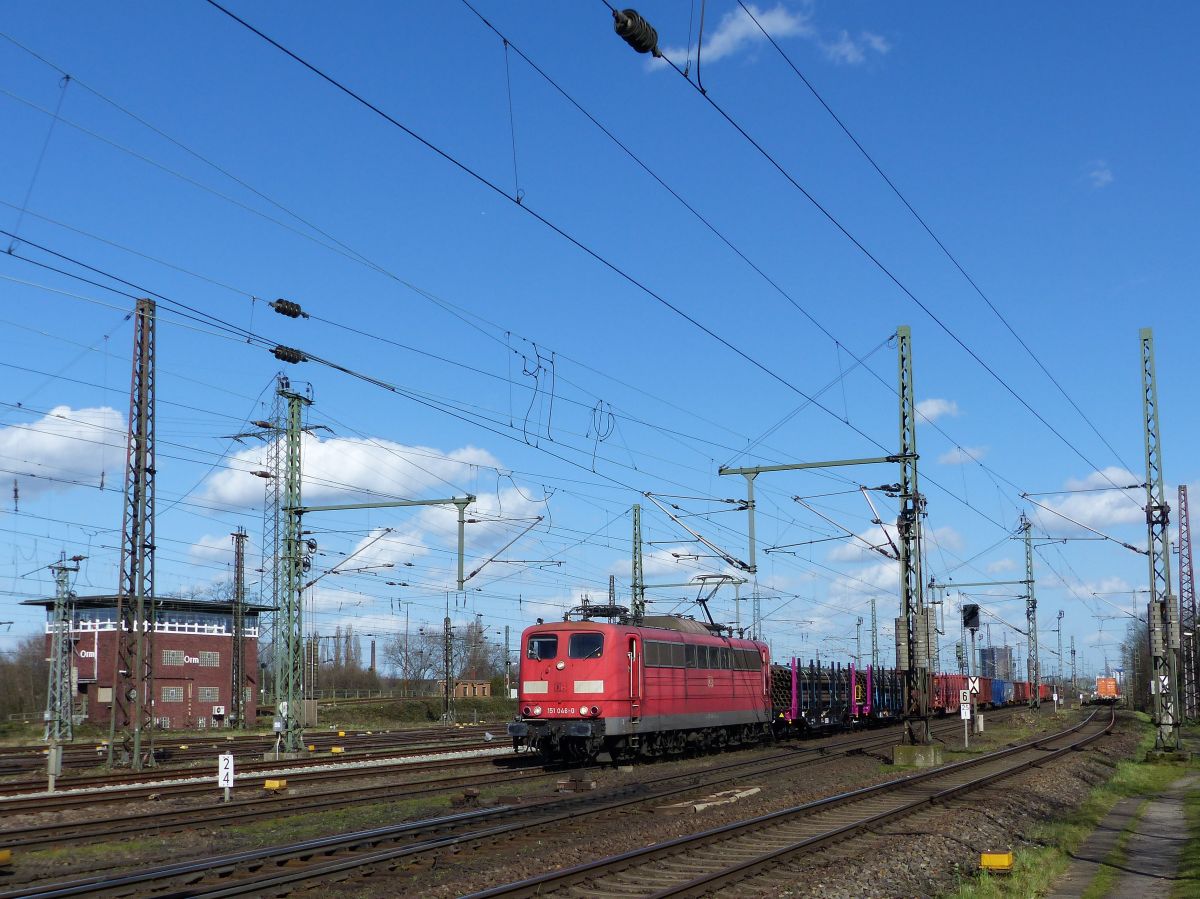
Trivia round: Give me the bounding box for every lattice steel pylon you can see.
[1057,609,1065,699]
[1020,513,1040,709]
[1140,328,1180,750]
[870,594,879,672]
[44,553,79,744]
[259,377,287,703]
[231,527,248,729]
[631,503,645,624]
[1179,485,1197,720]
[1070,634,1077,698]
[107,298,156,770]
[896,325,930,745]
[278,383,312,753]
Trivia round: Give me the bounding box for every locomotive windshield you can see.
[527,634,558,660]
[568,633,603,659]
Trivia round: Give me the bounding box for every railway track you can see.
[0,709,1023,897]
[0,749,528,817]
[0,729,497,797]
[469,707,1114,898]
[0,723,497,781]
[0,755,537,848]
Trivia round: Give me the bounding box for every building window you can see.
[161,686,183,703]
[199,651,220,667]
[198,687,220,702]
[162,649,185,666]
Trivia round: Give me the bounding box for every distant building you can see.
[437,678,492,698]
[980,645,1014,681]
[23,595,269,730]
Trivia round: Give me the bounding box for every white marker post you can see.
[218,752,235,803]
[960,695,971,748]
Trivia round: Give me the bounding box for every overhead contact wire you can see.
[201,0,904,464]
[629,2,1133,499]
[738,0,1136,484]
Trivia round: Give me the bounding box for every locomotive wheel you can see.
[561,737,597,765]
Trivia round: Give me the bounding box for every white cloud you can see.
[822,30,890,65]
[938,445,986,465]
[1087,160,1114,189]
[861,32,891,54]
[916,398,959,423]
[655,5,889,71]
[190,534,236,565]
[928,525,965,553]
[827,523,899,563]
[0,405,125,499]
[204,433,503,508]
[659,4,814,65]
[826,560,898,602]
[1031,467,1145,532]
[986,558,1018,575]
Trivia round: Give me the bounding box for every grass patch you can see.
[1080,798,1147,899]
[1172,742,1200,899]
[946,711,1195,899]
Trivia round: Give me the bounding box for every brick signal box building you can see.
[25,595,269,730]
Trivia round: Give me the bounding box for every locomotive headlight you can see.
[532,705,542,717]
[590,706,600,717]
[521,705,531,716]
[579,705,588,715]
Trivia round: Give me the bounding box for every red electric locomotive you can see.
[507,615,771,763]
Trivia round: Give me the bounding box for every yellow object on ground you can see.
[264,778,287,791]
[331,746,344,754]
[980,851,1013,873]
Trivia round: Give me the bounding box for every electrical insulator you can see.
[270,298,308,319]
[272,345,307,364]
[612,8,661,57]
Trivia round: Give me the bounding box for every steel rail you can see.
[0,732,496,797]
[0,751,531,818]
[0,759,546,850]
[467,709,1112,898]
[0,712,1008,898]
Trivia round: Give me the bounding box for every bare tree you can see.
[383,628,441,690]
[1121,618,1150,712]
[0,634,48,717]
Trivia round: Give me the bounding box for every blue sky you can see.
[1,2,1196,678]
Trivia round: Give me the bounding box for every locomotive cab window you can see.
[527,634,558,660]
[568,633,604,659]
